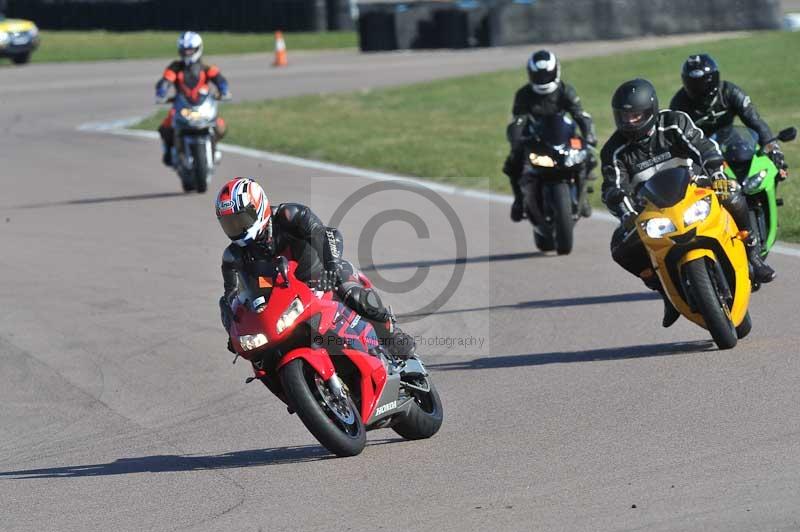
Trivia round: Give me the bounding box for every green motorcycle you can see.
[714,125,796,258]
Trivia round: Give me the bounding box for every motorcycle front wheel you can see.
[684,258,738,350]
[280,359,366,457]
[547,182,574,255]
[190,142,209,194]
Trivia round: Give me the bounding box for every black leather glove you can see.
[316,269,339,292]
[712,178,733,201]
[219,296,237,331]
[766,144,787,171]
[621,211,637,231]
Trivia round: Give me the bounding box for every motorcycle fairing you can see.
[637,180,750,329]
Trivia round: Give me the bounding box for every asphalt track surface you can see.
[2,34,800,532]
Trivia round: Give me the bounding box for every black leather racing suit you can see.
[220,203,392,333]
[669,81,773,145]
[601,110,752,279]
[503,82,597,193]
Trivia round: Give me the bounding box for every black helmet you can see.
[681,54,720,104]
[612,79,659,141]
[527,50,560,95]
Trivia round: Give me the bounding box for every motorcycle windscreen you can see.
[174,91,213,112]
[242,259,277,307]
[640,167,692,208]
[532,113,576,147]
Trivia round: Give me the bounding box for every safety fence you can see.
[4,0,355,32]
[357,0,782,51]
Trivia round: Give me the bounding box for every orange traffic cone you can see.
[273,31,288,67]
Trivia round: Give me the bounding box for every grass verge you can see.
[0,30,356,64]
[135,30,800,241]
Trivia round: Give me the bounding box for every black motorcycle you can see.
[519,113,592,255]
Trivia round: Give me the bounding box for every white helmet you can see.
[177,31,203,65]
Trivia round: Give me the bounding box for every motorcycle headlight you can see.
[0,32,9,47]
[564,149,587,168]
[644,217,677,238]
[276,297,305,334]
[683,196,712,226]
[197,99,216,120]
[742,169,767,194]
[529,153,555,168]
[239,333,268,351]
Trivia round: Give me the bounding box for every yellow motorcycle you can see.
[635,167,752,350]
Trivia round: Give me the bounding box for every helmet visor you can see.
[683,71,715,101]
[530,68,557,87]
[619,109,650,129]
[219,207,258,239]
[180,47,199,58]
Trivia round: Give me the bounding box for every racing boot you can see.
[642,270,679,328]
[579,196,592,218]
[510,195,525,222]
[746,234,776,284]
[504,156,525,222]
[660,292,680,328]
[161,142,173,167]
[212,138,223,165]
[375,311,416,360]
[385,327,417,360]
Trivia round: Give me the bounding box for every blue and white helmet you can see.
[177,31,203,65]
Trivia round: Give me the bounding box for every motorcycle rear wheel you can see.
[392,379,443,440]
[280,359,366,457]
[684,258,738,350]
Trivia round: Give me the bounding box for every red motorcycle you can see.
[228,256,443,457]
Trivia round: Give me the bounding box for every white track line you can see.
[78,117,800,259]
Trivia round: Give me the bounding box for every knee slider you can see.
[340,282,389,322]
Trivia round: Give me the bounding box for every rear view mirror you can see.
[275,256,290,287]
[778,127,797,142]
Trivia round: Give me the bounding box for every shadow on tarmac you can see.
[399,291,660,319]
[428,340,715,371]
[0,439,402,479]
[362,251,544,272]
[21,192,188,208]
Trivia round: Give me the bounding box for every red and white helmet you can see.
[215,178,271,246]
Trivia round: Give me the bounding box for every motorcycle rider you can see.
[670,54,787,175]
[601,79,776,327]
[215,177,415,359]
[503,49,598,221]
[155,31,231,167]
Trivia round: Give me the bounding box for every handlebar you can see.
[156,92,230,105]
